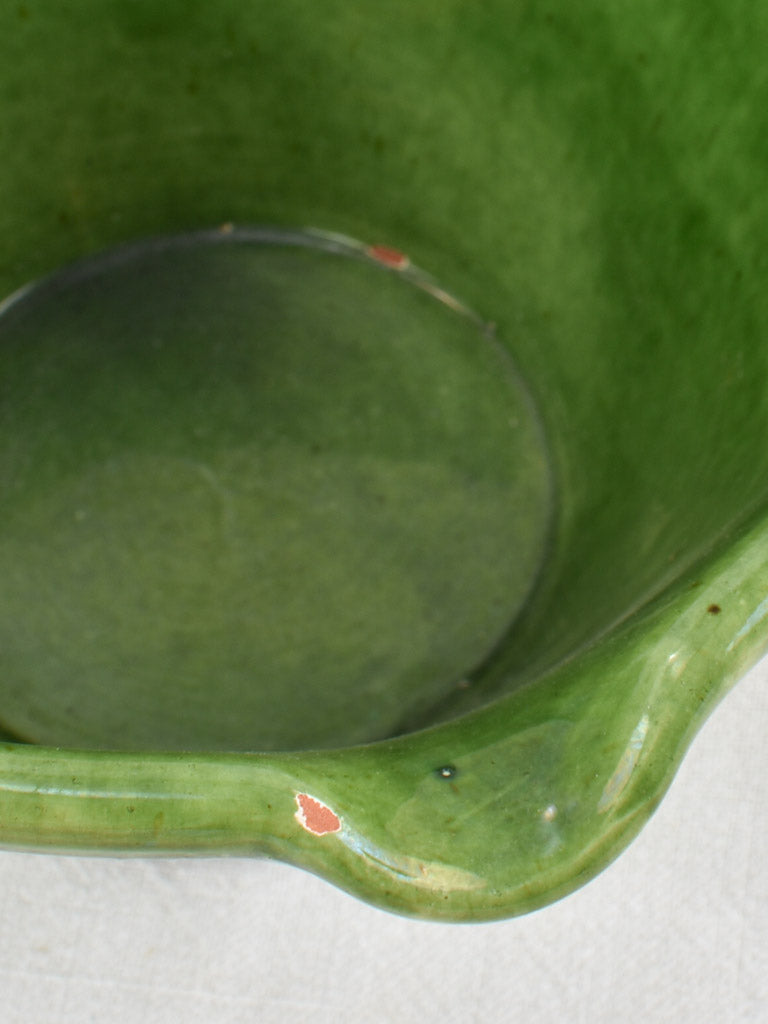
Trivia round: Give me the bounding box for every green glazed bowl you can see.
[1,1,767,921]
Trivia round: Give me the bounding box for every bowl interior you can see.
[1,1,767,751]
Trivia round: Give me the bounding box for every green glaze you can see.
[1,1,767,920]
[0,229,551,751]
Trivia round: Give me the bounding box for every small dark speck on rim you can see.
[436,765,457,780]
[708,603,722,615]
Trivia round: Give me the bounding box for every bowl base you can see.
[0,226,552,751]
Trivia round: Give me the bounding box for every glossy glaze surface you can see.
[0,0,767,919]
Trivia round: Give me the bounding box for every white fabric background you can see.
[1,654,766,1024]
